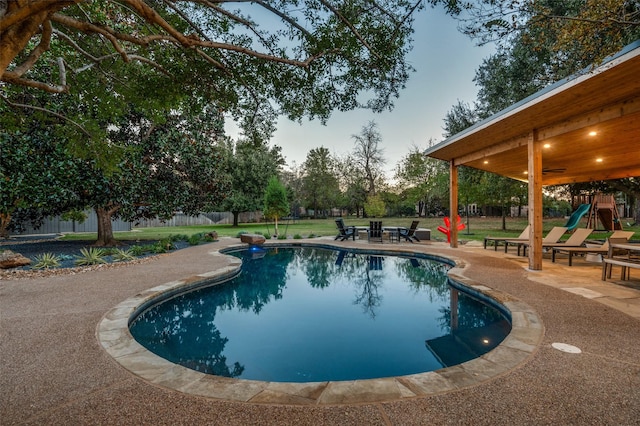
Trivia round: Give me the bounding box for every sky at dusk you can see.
[225,6,496,180]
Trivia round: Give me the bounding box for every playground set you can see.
[570,193,623,231]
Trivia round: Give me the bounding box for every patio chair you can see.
[552,230,634,266]
[601,237,639,280]
[368,221,383,243]
[517,228,593,256]
[506,226,567,254]
[334,218,355,241]
[399,220,420,243]
[484,225,530,251]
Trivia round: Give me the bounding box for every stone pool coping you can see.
[97,241,544,406]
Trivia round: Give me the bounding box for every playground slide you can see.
[564,203,590,230]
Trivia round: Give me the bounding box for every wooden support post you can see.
[528,130,543,270]
[450,160,458,248]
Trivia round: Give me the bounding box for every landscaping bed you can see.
[0,233,215,279]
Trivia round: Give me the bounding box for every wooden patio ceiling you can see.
[425,41,640,186]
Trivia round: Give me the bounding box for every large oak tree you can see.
[2,0,422,141]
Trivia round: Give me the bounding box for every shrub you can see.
[74,247,107,266]
[112,249,136,262]
[158,238,175,251]
[152,242,168,253]
[293,234,302,239]
[277,234,287,240]
[33,252,61,269]
[129,245,146,256]
[170,234,189,242]
[308,233,316,238]
[235,231,249,238]
[188,234,202,246]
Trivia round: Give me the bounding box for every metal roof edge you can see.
[424,39,640,158]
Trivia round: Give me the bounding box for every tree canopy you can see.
[430,0,640,66]
[1,0,422,140]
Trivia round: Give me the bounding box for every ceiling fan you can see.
[542,167,566,174]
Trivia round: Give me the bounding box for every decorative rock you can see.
[0,250,32,269]
[206,231,219,241]
[240,234,266,245]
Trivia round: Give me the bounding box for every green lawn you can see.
[60,216,640,243]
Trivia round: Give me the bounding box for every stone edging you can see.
[97,242,544,406]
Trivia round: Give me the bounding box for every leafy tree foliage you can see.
[394,144,448,217]
[263,176,290,237]
[429,0,640,65]
[363,194,386,218]
[0,128,82,237]
[2,0,422,142]
[218,140,284,226]
[335,157,368,217]
[1,105,230,245]
[301,147,340,218]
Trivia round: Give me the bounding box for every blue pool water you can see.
[130,246,510,382]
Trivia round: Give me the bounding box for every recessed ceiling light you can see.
[543,143,551,148]
[483,160,489,164]
[589,131,598,136]
[523,171,528,175]
[596,158,603,163]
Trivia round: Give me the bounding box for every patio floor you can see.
[2,237,639,425]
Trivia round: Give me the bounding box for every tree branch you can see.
[0,0,76,32]
[0,94,91,137]
[11,18,52,77]
[319,0,381,60]
[541,14,640,27]
[2,70,68,93]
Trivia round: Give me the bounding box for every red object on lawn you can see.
[437,216,466,243]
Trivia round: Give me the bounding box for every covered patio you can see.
[425,40,640,270]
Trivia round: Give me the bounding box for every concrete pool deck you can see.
[2,237,640,424]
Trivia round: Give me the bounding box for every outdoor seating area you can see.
[482,223,640,284]
[552,230,635,266]
[334,218,429,244]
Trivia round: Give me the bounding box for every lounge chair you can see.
[517,228,593,256]
[399,220,420,243]
[334,218,355,241]
[484,225,530,251]
[368,220,383,243]
[506,226,567,254]
[552,230,635,266]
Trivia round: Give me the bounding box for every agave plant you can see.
[74,247,107,266]
[111,248,136,262]
[33,252,61,269]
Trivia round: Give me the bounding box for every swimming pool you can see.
[129,246,511,383]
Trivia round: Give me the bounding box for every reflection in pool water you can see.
[130,247,510,382]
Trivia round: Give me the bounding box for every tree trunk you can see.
[232,211,239,227]
[502,206,507,231]
[0,212,11,238]
[274,217,279,237]
[94,207,120,246]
